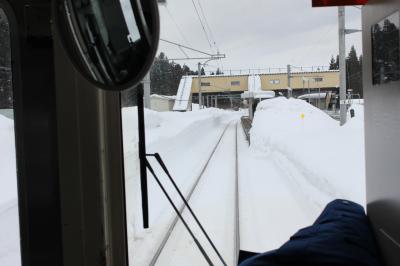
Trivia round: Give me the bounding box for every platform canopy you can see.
[312,0,368,7]
[241,91,276,100]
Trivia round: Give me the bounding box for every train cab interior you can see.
[0,0,400,265]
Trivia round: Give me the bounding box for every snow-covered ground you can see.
[156,124,238,266]
[239,97,366,253]
[0,114,20,266]
[251,97,365,207]
[121,107,240,265]
[0,98,366,265]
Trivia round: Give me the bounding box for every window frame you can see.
[0,1,28,265]
[269,79,280,85]
[231,80,241,86]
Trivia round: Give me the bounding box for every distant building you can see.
[174,70,340,110]
[150,94,176,112]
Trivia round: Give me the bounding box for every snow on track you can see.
[127,119,230,265]
[155,124,238,266]
[237,126,313,253]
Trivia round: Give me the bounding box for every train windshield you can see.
[120,1,366,265]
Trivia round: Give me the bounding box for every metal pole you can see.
[215,96,218,108]
[137,85,149,228]
[143,72,151,109]
[287,64,292,98]
[198,62,202,109]
[318,86,321,109]
[339,6,347,125]
[249,98,254,120]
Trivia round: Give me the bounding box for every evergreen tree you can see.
[346,46,363,97]
[149,52,196,96]
[336,55,340,69]
[329,46,363,97]
[0,14,12,108]
[329,56,337,70]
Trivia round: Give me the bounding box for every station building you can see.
[174,70,340,110]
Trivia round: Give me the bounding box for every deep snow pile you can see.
[0,108,239,266]
[250,97,366,211]
[0,114,20,266]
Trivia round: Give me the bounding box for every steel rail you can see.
[234,122,240,265]
[146,159,214,265]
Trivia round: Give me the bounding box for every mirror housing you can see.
[54,0,160,91]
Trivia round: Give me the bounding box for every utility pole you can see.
[287,64,292,98]
[338,6,347,125]
[198,62,202,108]
[248,96,254,120]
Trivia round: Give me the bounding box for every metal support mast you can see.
[287,64,292,98]
[338,6,347,125]
[198,62,202,108]
[197,54,225,109]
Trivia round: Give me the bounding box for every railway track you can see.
[148,122,240,266]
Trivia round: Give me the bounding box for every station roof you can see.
[186,70,339,79]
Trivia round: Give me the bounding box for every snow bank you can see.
[250,97,366,211]
[0,114,20,266]
[0,115,17,207]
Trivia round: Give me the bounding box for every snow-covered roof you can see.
[173,76,193,111]
[298,93,327,100]
[241,91,276,99]
[151,94,176,100]
[185,70,339,79]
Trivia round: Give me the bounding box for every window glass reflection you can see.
[120,0,141,42]
[372,12,400,85]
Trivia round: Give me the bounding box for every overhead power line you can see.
[197,0,218,51]
[195,0,224,71]
[164,5,191,46]
[190,0,213,50]
[178,46,189,59]
[160,38,214,57]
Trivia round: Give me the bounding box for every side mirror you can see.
[54,0,160,91]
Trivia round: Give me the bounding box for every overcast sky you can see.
[156,0,362,72]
